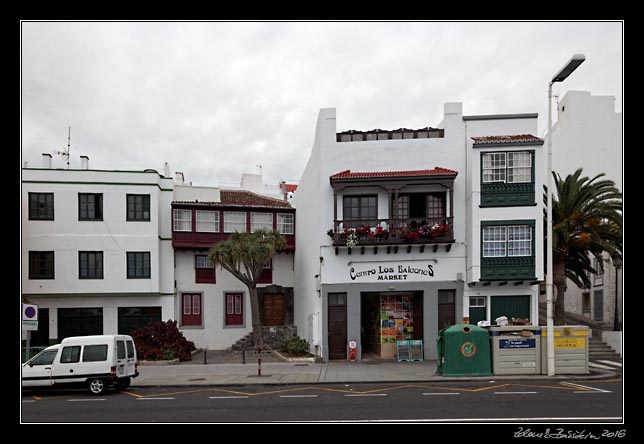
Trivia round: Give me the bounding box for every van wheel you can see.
[116,377,131,389]
[87,378,108,395]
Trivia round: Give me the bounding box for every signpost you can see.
[22,303,38,361]
[348,339,357,362]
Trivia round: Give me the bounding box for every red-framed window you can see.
[182,293,202,326]
[195,254,216,284]
[225,293,244,326]
[258,258,273,284]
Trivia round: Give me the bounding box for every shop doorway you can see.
[360,291,423,359]
[437,289,456,332]
[328,293,347,360]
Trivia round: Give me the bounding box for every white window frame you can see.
[507,152,532,183]
[482,152,507,183]
[251,212,273,232]
[482,226,507,257]
[507,225,532,257]
[277,213,294,234]
[223,211,247,233]
[195,254,214,269]
[469,296,486,307]
[196,210,219,233]
[173,209,192,232]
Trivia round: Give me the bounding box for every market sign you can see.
[349,261,436,282]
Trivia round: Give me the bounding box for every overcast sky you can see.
[21,21,622,187]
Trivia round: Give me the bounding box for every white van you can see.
[22,335,139,395]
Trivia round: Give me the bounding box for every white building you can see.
[171,178,296,350]
[21,155,175,347]
[294,104,544,361]
[550,91,623,326]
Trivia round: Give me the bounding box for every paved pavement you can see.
[133,357,618,387]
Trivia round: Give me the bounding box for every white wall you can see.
[22,168,174,296]
[175,250,294,350]
[293,108,331,355]
[550,91,623,322]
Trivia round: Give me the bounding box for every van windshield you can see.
[28,350,58,366]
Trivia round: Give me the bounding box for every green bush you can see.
[282,337,310,356]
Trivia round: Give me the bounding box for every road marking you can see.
[344,393,387,397]
[280,395,318,398]
[209,396,249,399]
[68,398,106,402]
[589,362,615,370]
[574,391,610,394]
[494,391,537,395]
[120,390,143,398]
[422,392,460,396]
[271,416,623,423]
[561,382,611,393]
[136,397,175,400]
[22,400,36,403]
[597,360,622,367]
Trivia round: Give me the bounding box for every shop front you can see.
[321,257,464,361]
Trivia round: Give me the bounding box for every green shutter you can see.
[469,307,487,325]
[490,296,531,323]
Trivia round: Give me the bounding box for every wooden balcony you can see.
[329,217,454,252]
[172,231,295,251]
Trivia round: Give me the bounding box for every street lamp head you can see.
[551,54,586,83]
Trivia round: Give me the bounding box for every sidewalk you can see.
[132,359,618,387]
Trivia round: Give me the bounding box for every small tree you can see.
[208,229,285,348]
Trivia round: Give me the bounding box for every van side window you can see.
[60,346,81,363]
[126,340,135,359]
[82,345,108,362]
[117,341,126,359]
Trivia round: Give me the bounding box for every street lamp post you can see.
[546,54,585,376]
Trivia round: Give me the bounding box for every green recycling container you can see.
[436,324,492,376]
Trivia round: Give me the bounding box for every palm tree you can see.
[208,229,286,348]
[546,168,622,324]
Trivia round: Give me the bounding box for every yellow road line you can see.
[120,390,143,398]
[32,395,42,401]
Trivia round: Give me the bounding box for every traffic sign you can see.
[22,303,38,331]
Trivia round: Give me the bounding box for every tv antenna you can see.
[256,164,263,176]
[55,126,71,169]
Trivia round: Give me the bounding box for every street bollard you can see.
[242,349,246,364]
[203,348,207,365]
[257,347,262,376]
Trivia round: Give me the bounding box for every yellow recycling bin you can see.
[541,325,589,374]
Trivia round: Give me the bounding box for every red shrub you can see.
[131,320,196,362]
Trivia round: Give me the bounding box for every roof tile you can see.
[173,190,293,209]
[330,167,458,180]
[470,134,543,144]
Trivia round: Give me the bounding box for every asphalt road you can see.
[21,379,623,424]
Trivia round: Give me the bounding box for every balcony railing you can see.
[329,217,454,246]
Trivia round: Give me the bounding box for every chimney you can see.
[175,172,184,185]
[80,155,89,170]
[164,162,170,178]
[42,153,52,169]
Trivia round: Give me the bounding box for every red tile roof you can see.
[330,167,458,180]
[470,134,543,144]
[173,190,293,209]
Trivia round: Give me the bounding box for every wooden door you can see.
[437,289,456,332]
[594,290,604,321]
[328,293,347,360]
[263,294,285,326]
